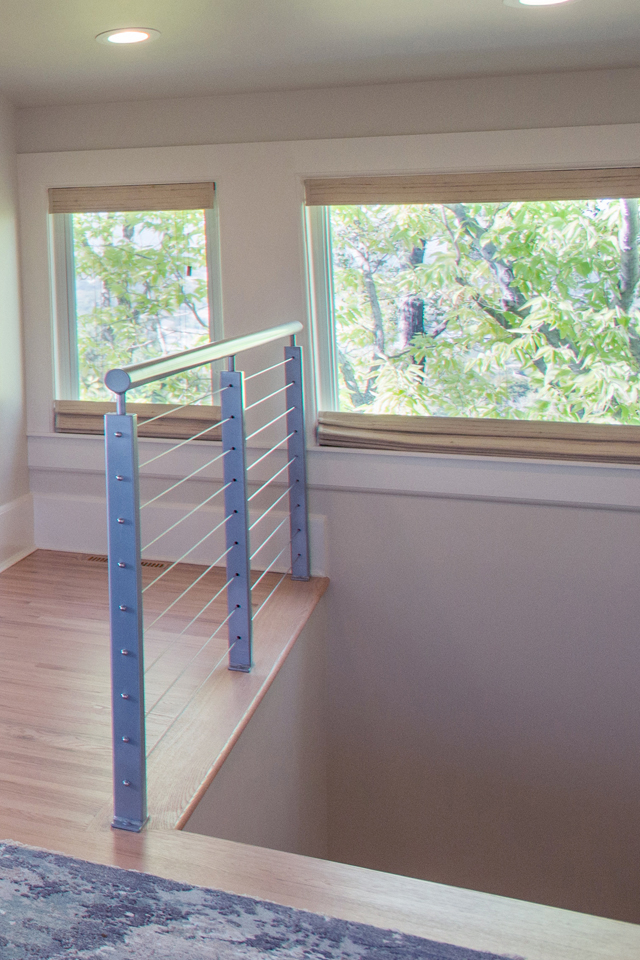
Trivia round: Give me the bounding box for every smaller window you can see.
[50,183,223,420]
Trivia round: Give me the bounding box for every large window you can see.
[50,183,223,436]
[306,168,640,462]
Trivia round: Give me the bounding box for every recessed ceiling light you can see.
[96,28,160,45]
[504,0,578,6]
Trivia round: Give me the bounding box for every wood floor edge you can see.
[0,821,638,960]
[165,578,330,830]
[174,585,328,829]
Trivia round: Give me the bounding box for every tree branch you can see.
[362,267,386,354]
[338,349,377,407]
[445,203,527,313]
[178,287,208,328]
[446,203,582,367]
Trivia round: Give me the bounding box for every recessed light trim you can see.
[96,28,160,45]
[504,0,578,6]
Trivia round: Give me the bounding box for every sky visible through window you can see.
[72,209,211,403]
[330,199,640,424]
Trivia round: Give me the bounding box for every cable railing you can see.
[104,320,310,832]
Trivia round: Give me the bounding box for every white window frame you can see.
[304,205,339,413]
[304,168,640,463]
[50,192,223,404]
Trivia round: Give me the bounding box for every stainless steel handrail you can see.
[104,322,310,832]
[104,320,302,396]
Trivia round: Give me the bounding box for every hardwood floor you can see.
[0,549,638,959]
[0,549,327,831]
[0,551,112,831]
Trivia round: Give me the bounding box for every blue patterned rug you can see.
[0,841,518,958]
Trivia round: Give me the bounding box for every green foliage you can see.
[330,199,640,423]
[72,210,211,403]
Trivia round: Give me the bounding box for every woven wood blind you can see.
[54,401,222,441]
[317,412,640,464]
[49,182,215,214]
[304,168,640,206]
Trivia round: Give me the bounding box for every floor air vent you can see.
[85,555,167,569]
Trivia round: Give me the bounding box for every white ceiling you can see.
[4,0,640,107]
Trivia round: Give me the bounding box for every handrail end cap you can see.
[104,369,131,395]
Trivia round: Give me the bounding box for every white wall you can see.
[16,117,640,922]
[185,597,328,859]
[15,67,640,154]
[0,94,33,570]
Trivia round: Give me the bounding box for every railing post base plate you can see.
[111,816,149,833]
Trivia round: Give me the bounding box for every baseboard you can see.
[0,494,35,572]
[32,492,328,576]
[0,545,36,574]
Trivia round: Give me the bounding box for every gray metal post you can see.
[105,412,148,832]
[285,345,311,581]
[221,368,252,671]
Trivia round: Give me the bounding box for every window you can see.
[50,182,223,437]
[306,168,640,462]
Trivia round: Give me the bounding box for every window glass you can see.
[65,209,213,403]
[327,200,640,424]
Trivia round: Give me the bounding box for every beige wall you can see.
[15,67,640,154]
[314,488,640,924]
[0,94,32,568]
[185,599,328,860]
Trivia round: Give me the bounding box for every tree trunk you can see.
[363,268,386,355]
[619,198,640,314]
[398,297,425,354]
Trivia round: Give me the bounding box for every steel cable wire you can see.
[245,407,294,443]
[142,513,233,593]
[141,481,231,552]
[137,387,225,426]
[139,418,231,469]
[248,484,293,532]
[145,601,235,716]
[249,515,289,561]
[144,575,234,675]
[250,541,292,592]
[247,459,295,503]
[146,628,237,758]
[252,569,291,620]
[144,544,233,631]
[246,433,295,473]
[244,382,292,412]
[243,357,293,382]
[140,449,229,510]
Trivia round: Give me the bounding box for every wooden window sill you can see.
[54,400,222,441]
[317,411,640,464]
